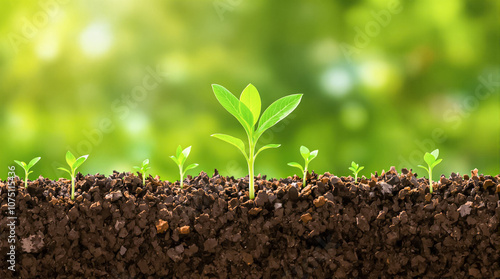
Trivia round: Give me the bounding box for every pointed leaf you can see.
[430,149,439,159]
[27,171,33,175]
[58,167,72,176]
[358,166,365,172]
[299,146,310,161]
[184,163,199,172]
[418,165,429,174]
[14,160,26,169]
[212,84,253,135]
[133,166,141,171]
[176,145,182,158]
[66,151,76,167]
[211,134,248,159]
[287,162,304,172]
[348,167,356,172]
[73,155,88,170]
[239,83,261,125]
[431,158,442,169]
[255,144,281,158]
[170,156,180,166]
[143,159,149,166]
[351,161,358,169]
[27,157,41,170]
[308,150,318,161]
[256,94,303,135]
[424,152,435,167]
[182,146,191,159]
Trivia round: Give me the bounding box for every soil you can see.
[1,168,499,278]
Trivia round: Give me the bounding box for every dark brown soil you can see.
[1,168,499,278]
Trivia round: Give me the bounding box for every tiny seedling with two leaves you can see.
[58,151,89,200]
[14,157,41,188]
[288,146,318,187]
[349,161,364,183]
[133,159,151,186]
[170,145,198,188]
[418,149,442,194]
[211,83,302,199]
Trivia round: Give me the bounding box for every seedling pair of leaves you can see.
[418,149,442,194]
[212,83,302,199]
[14,157,41,188]
[170,145,198,188]
[349,161,364,183]
[288,146,318,187]
[58,151,89,200]
[133,159,151,186]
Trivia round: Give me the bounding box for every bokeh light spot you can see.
[79,21,113,57]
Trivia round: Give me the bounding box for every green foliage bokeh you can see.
[1,0,499,182]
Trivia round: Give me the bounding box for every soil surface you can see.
[1,168,499,278]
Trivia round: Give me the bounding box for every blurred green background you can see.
[1,0,499,182]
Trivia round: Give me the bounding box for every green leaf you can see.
[211,134,248,159]
[66,151,76,167]
[431,158,442,169]
[255,144,281,158]
[308,150,318,161]
[418,165,429,173]
[430,149,439,159]
[14,160,26,169]
[184,163,198,172]
[300,146,310,161]
[287,162,304,173]
[239,83,261,125]
[27,171,33,175]
[143,159,149,166]
[73,155,88,170]
[423,152,435,167]
[133,166,141,171]
[58,167,72,176]
[256,94,302,136]
[348,167,356,173]
[182,146,191,159]
[351,161,358,169]
[170,155,180,166]
[27,157,41,170]
[176,145,182,158]
[212,84,253,135]
[358,166,365,172]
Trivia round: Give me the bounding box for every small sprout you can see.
[211,83,302,199]
[14,157,41,188]
[348,161,364,183]
[287,146,318,187]
[58,151,89,200]
[418,149,442,194]
[133,159,151,186]
[170,145,198,188]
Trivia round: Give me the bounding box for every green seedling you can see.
[133,159,151,186]
[349,161,364,183]
[170,145,198,188]
[418,149,442,194]
[58,151,89,200]
[14,157,41,188]
[288,146,318,187]
[211,83,302,199]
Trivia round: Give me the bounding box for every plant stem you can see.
[24,170,28,188]
[248,141,255,200]
[71,175,75,200]
[354,173,358,183]
[429,169,433,193]
[179,166,184,188]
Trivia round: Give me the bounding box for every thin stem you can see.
[248,140,255,200]
[142,174,146,186]
[354,173,358,183]
[179,165,184,188]
[24,170,28,188]
[71,175,75,200]
[429,169,433,193]
[303,160,309,187]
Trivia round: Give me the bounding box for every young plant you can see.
[133,159,151,186]
[58,151,89,200]
[170,145,198,188]
[287,146,318,187]
[418,149,442,194]
[349,161,364,183]
[211,83,302,199]
[14,157,41,188]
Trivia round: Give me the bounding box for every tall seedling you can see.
[211,84,302,199]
